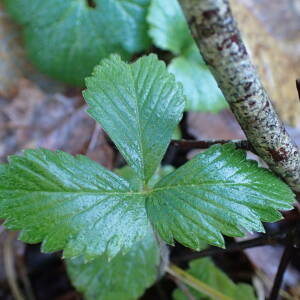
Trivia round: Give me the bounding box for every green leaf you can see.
[173,258,256,300]
[0,149,149,261]
[116,164,175,190]
[0,53,294,266]
[115,165,143,192]
[148,165,176,188]
[147,0,193,55]
[172,126,182,140]
[168,46,228,112]
[146,144,295,250]
[67,228,160,300]
[147,0,227,112]
[84,54,185,183]
[4,0,151,85]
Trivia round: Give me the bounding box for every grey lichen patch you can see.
[179,0,300,191]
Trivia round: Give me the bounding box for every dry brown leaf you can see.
[0,2,29,98]
[37,106,114,169]
[0,79,47,160]
[0,79,114,168]
[186,110,245,160]
[187,110,245,140]
[0,2,66,99]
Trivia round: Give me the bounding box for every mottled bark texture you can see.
[179,0,300,191]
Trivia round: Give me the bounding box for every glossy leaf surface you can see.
[0,55,295,267]
[67,229,160,300]
[84,54,185,183]
[0,149,149,261]
[173,258,256,300]
[4,0,151,85]
[147,144,295,250]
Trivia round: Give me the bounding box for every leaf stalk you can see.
[167,263,234,300]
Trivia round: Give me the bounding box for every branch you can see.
[269,229,297,300]
[296,79,300,101]
[170,139,254,152]
[178,0,300,191]
[269,246,294,300]
[173,229,288,263]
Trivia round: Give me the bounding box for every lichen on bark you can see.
[179,0,300,191]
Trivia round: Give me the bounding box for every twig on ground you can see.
[173,230,288,263]
[170,139,254,152]
[256,270,294,300]
[268,245,294,300]
[269,227,299,300]
[296,80,300,102]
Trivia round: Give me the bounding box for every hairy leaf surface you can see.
[67,229,160,300]
[0,149,149,260]
[147,144,295,250]
[4,0,151,85]
[84,54,185,183]
[173,258,256,300]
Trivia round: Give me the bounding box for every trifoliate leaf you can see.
[168,46,228,112]
[4,0,151,85]
[147,0,193,55]
[0,51,294,269]
[67,228,160,300]
[173,258,256,300]
[84,54,185,183]
[146,144,295,250]
[0,149,149,261]
[116,165,175,190]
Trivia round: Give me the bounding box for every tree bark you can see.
[178,0,300,192]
